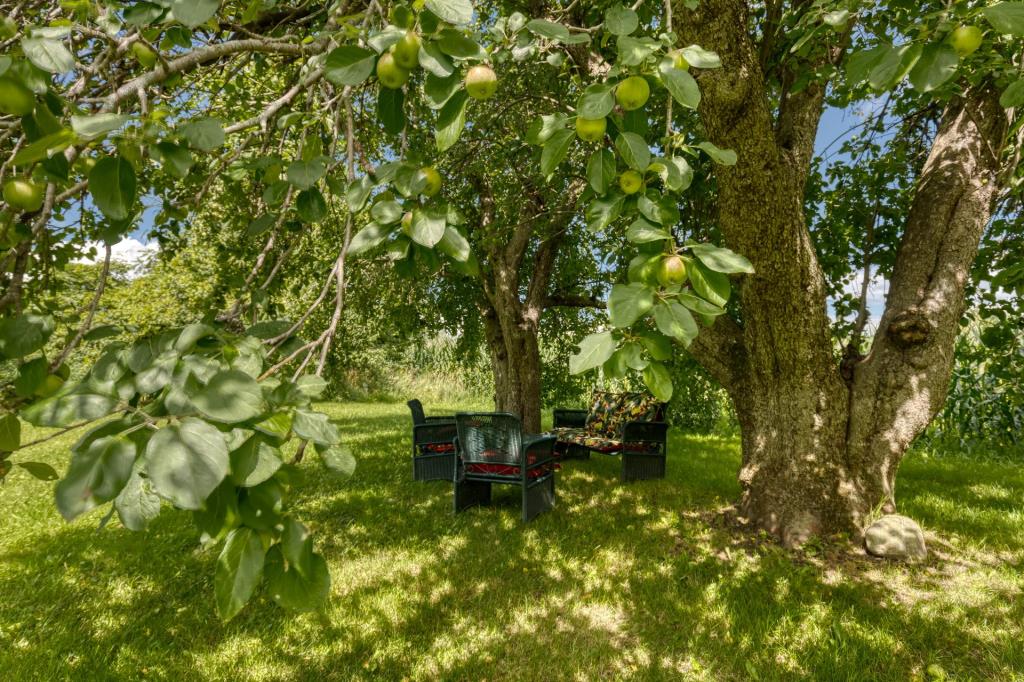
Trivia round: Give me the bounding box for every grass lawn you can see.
[1,400,1022,681]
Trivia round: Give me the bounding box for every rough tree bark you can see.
[676,0,1011,544]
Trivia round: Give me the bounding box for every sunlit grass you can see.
[1,401,1022,680]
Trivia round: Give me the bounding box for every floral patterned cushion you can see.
[551,427,662,454]
[583,391,622,436]
[551,427,623,453]
[604,392,659,438]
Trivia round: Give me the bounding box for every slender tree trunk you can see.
[676,0,1011,545]
[483,304,543,432]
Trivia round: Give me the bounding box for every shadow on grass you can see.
[0,402,1021,680]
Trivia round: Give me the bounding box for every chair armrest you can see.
[621,420,669,443]
[412,421,457,445]
[553,409,588,428]
[523,434,557,470]
[425,415,455,423]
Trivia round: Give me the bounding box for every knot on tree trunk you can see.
[886,309,934,348]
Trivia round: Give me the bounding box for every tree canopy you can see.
[1,0,1022,618]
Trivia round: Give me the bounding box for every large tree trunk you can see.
[677,0,1011,545]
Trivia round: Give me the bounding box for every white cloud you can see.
[75,237,158,278]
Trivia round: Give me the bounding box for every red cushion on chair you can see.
[424,443,455,453]
[465,462,555,479]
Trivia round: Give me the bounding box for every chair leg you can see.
[522,475,555,522]
[454,478,491,513]
[621,450,666,482]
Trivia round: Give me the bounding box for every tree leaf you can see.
[688,259,731,307]
[616,35,660,66]
[1000,78,1024,107]
[419,43,455,77]
[425,0,473,25]
[370,200,402,225]
[678,44,721,68]
[378,87,406,136]
[0,313,55,359]
[152,142,193,178]
[114,468,162,531]
[569,331,617,374]
[21,37,75,73]
[21,393,117,427]
[696,141,737,166]
[346,175,374,211]
[215,527,265,621]
[660,66,701,108]
[89,157,137,221]
[653,301,698,345]
[678,292,726,317]
[292,409,340,446]
[179,118,224,151]
[626,217,671,243]
[527,19,571,42]
[424,72,461,109]
[437,225,471,261]
[587,149,616,194]
[318,444,356,477]
[541,128,575,177]
[11,129,76,166]
[286,158,326,190]
[0,413,20,451]
[908,43,959,93]
[690,243,754,274]
[296,187,328,223]
[642,361,673,401]
[436,29,484,59]
[608,282,655,328]
[17,461,59,481]
[983,3,1024,35]
[55,435,136,521]
[409,207,447,247]
[229,437,282,487]
[348,222,392,255]
[435,90,468,152]
[605,4,638,35]
[170,0,220,27]
[585,192,625,232]
[145,418,229,510]
[577,83,615,119]
[246,213,277,237]
[526,113,568,145]
[193,370,264,423]
[70,113,130,140]
[324,46,376,86]
[616,133,651,171]
[869,43,920,91]
[638,331,673,361]
[264,545,331,611]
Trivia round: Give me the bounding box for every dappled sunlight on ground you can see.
[1,401,1022,680]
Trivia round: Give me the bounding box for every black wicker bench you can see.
[551,391,668,482]
[408,399,457,482]
[453,412,557,522]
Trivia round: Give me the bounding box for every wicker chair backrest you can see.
[407,399,427,425]
[455,412,523,466]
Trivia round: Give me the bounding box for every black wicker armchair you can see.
[453,412,557,522]
[408,399,457,482]
[552,391,669,482]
